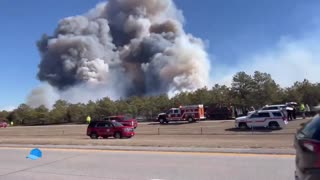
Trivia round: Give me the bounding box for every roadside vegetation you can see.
[1,71,320,125]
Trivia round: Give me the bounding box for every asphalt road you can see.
[0,147,295,180]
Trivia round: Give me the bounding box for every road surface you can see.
[0,147,295,180]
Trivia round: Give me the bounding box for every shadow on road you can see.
[147,122,199,126]
[225,127,281,133]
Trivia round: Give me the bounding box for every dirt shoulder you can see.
[0,119,309,149]
[0,134,294,149]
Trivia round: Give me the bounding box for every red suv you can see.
[105,115,138,129]
[0,121,8,128]
[87,121,135,139]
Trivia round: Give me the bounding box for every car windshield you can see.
[123,116,132,121]
[110,116,131,121]
[300,116,320,139]
[112,121,124,127]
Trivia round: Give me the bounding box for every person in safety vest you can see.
[300,103,306,119]
[86,116,91,124]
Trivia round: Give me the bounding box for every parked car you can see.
[87,121,135,139]
[261,104,287,111]
[295,114,320,180]
[261,104,288,117]
[261,104,287,112]
[105,115,138,129]
[235,110,288,129]
[205,105,233,120]
[0,121,8,128]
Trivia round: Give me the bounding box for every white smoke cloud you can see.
[27,84,59,109]
[0,106,16,112]
[212,29,320,87]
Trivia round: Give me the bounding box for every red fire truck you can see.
[157,105,206,124]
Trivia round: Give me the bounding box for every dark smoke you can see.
[30,0,210,107]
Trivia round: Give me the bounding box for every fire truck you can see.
[157,105,206,124]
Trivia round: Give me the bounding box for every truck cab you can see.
[166,108,181,119]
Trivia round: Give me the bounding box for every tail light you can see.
[303,141,320,152]
[303,141,320,167]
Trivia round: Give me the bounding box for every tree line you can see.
[1,71,320,125]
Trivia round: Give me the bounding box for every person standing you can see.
[292,106,297,120]
[300,103,306,119]
[305,104,311,117]
[287,108,293,121]
[86,115,91,124]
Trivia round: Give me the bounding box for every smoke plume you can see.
[29,0,210,107]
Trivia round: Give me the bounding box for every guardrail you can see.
[136,127,298,136]
[0,126,298,137]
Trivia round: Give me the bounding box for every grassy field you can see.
[0,118,310,149]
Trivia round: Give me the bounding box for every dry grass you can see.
[0,119,309,149]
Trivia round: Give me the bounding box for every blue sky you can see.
[1,0,320,110]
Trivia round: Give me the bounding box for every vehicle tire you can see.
[159,118,165,124]
[269,122,280,130]
[239,123,248,129]
[188,117,194,123]
[90,133,98,139]
[114,132,122,139]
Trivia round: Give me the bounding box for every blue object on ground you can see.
[26,148,42,160]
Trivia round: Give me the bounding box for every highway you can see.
[0,147,295,180]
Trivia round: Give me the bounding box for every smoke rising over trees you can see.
[31,0,210,107]
[4,71,320,125]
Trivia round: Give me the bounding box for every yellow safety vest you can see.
[86,116,91,123]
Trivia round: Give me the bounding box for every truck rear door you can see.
[199,107,205,119]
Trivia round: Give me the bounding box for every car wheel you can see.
[90,133,98,139]
[269,122,280,130]
[159,119,165,124]
[114,132,122,139]
[239,123,248,129]
[188,117,194,123]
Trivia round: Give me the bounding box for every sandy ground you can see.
[0,118,310,149]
